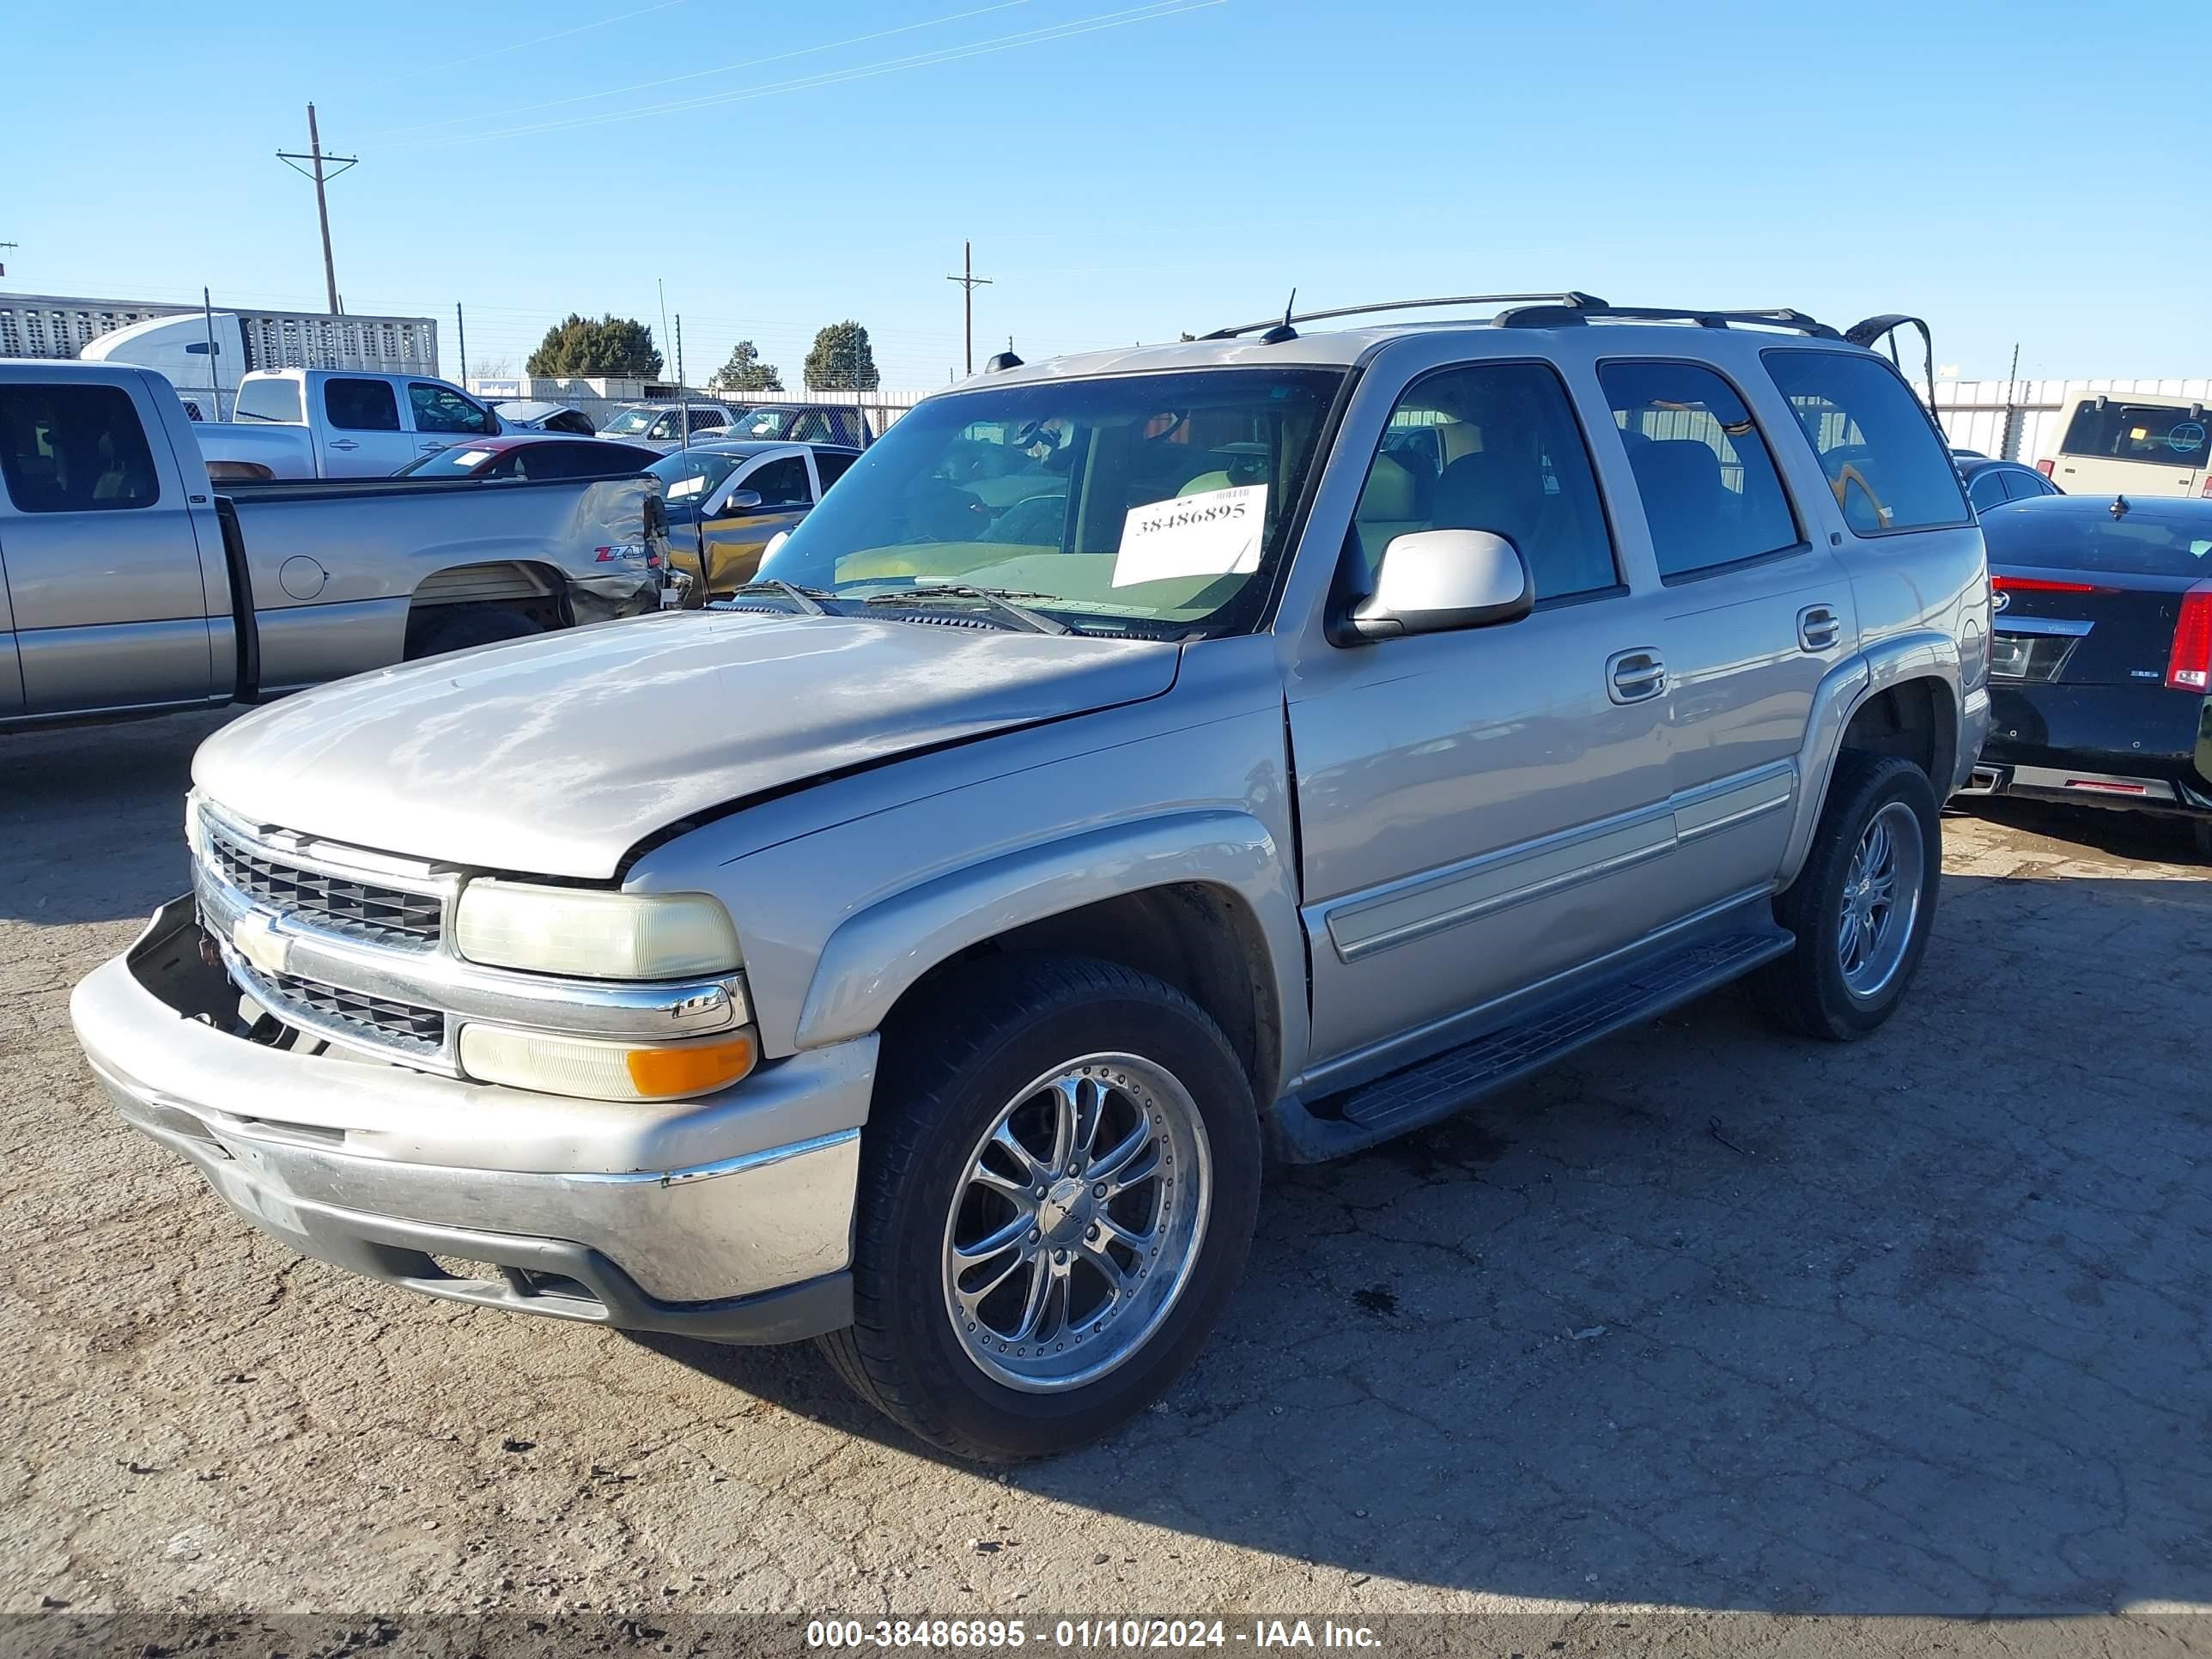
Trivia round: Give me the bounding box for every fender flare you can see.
[1780,629,1962,886]
[793,809,1309,1085]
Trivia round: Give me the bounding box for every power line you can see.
[353,0,688,93]
[384,0,1224,149]
[359,0,1030,140]
[275,103,358,314]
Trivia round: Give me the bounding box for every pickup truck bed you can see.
[0,361,670,726]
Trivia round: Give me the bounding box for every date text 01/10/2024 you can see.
[803,1619,1381,1649]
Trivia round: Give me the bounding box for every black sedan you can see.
[1964,494,2212,855]
[394,434,662,481]
[1957,455,2063,514]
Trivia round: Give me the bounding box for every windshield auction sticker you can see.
[1112,485,1267,587]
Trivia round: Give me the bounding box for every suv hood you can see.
[194,611,1180,879]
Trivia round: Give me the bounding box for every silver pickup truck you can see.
[72,295,1990,1462]
[0,362,671,727]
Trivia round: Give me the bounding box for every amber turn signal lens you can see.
[623,1032,757,1098]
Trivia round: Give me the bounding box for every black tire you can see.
[2192,819,2212,863]
[404,604,542,660]
[1756,751,1942,1042]
[818,953,1261,1463]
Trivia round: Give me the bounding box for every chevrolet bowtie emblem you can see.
[230,914,290,977]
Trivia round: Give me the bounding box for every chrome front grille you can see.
[248,965,447,1057]
[207,819,444,948]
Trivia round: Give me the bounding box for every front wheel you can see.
[818,955,1261,1462]
[1756,751,1942,1041]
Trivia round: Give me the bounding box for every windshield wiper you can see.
[723,579,830,615]
[861,585,1069,635]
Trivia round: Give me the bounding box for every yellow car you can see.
[647,441,862,599]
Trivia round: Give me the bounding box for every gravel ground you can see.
[3,710,2209,1655]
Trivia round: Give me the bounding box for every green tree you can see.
[708,339,784,394]
[525,313,663,378]
[804,320,880,392]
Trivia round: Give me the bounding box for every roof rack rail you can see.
[1197,292,1610,341]
[1492,301,1842,339]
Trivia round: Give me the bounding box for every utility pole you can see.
[276,103,357,314]
[675,314,689,451]
[202,288,228,421]
[0,242,17,277]
[945,240,992,376]
[456,303,469,385]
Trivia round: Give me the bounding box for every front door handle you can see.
[328,439,360,451]
[1607,647,1667,705]
[1797,604,1843,652]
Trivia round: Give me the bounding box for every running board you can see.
[1328,928,1794,1141]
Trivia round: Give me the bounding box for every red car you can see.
[393,434,661,481]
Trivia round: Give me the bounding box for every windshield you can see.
[722,409,790,439]
[394,445,497,477]
[1984,501,2212,577]
[757,368,1341,634]
[647,449,742,503]
[600,407,657,436]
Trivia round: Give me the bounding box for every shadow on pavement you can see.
[643,865,2212,1617]
[1,708,239,924]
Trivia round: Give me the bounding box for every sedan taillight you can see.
[2036,459,2057,477]
[2168,580,2212,693]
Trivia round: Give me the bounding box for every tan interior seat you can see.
[1353,453,1427,569]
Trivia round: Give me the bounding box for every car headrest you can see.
[1357,453,1419,520]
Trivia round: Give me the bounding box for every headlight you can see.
[453,881,741,980]
[185,795,210,860]
[459,1024,757,1100]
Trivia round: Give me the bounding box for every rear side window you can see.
[2004,468,2057,502]
[325,378,401,432]
[2060,400,2210,470]
[1764,349,1968,536]
[1350,361,1619,602]
[235,376,302,424]
[1599,361,1799,578]
[0,383,161,513]
[815,450,858,489]
[1966,468,2010,514]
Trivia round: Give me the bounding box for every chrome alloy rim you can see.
[939,1054,1212,1393]
[1838,800,1925,999]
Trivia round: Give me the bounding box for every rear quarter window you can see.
[1763,349,1968,536]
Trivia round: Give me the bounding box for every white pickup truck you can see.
[0,362,672,727]
[193,368,504,482]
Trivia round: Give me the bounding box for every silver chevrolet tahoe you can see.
[71,295,1992,1462]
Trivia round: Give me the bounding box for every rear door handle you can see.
[1797,604,1843,652]
[1606,647,1667,705]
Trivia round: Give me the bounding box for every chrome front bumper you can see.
[70,898,874,1341]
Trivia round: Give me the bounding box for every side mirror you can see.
[761,530,791,565]
[719,489,764,515]
[1341,529,1533,641]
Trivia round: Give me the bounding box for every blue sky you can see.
[4,0,2207,388]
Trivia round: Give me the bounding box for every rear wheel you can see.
[404,604,542,659]
[2193,819,2212,862]
[1757,752,1942,1041]
[819,955,1261,1462]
